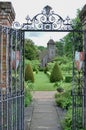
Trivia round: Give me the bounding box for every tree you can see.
[56,40,64,56]
[25,39,38,60]
[63,33,73,57]
[59,9,83,57]
[50,62,63,82]
[25,64,34,82]
[38,46,46,52]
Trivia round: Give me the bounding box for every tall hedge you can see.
[25,64,34,82]
[50,62,63,82]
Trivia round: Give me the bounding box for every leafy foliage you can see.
[25,39,38,60]
[55,10,83,58]
[55,90,72,109]
[65,76,72,83]
[50,62,63,82]
[63,108,72,130]
[25,64,34,82]
[56,40,64,56]
[38,46,46,52]
[24,87,32,107]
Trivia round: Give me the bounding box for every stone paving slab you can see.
[32,91,56,99]
[30,98,62,130]
[24,91,66,130]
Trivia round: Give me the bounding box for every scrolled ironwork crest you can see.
[13,5,72,31]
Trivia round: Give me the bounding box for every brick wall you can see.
[80,4,86,30]
[0,2,15,90]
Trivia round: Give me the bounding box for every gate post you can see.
[0,2,15,26]
[80,4,86,128]
[0,2,15,91]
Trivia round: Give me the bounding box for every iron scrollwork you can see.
[13,5,72,31]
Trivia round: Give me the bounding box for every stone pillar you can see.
[80,4,86,129]
[0,2,15,91]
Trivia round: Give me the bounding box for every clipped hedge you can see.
[50,62,63,82]
[25,64,34,82]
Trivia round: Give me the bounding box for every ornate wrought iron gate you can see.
[0,25,24,130]
[0,5,86,130]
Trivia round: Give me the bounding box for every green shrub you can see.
[44,66,48,73]
[55,90,72,109]
[63,107,84,130]
[50,62,63,82]
[56,87,64,93]
[25,81,34,90]
[33,67,38,73]
[54,93,58,98]
[65,76,72,83]
[63,108,72,130]
[46,71,51,78]
[24,87,32,107]
[39,67,44,71]
[53,81,64,92]
[25,64,34,82]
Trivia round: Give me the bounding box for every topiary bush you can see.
[25,63,34,82]
[50,62,63,82]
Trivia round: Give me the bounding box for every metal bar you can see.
[83,30,86,128]
[15,30,18,130]
[9,29,13,130]
[6,28,9,130]
[72,31,75,130]
[21,29,84,32]
[21,31,24,130]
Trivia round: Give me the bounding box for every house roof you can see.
[47,39,55,45]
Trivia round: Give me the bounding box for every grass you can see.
[33,71,56,91]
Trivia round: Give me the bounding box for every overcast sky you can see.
[2,0,86,46]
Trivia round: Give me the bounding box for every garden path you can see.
[25,91,65,130]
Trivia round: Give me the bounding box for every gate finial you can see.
[43,5,52,15]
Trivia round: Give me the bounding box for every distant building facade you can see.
[40,39,56,67]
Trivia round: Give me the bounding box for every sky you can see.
[2,0,86,46]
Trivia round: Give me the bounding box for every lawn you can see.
[33,71,56,91]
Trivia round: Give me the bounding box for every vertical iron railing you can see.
[72,31,84,130]
[83,30,86,129]
[0,25,24,130]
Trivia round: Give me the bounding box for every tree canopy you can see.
[55,9,83,57]
[25,39,39,60]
